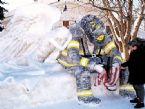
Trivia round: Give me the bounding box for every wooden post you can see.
[63,20,69,28]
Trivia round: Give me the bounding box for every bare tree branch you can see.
[131,0,145,39]
[124,0,133,43]
[88,4,118,12]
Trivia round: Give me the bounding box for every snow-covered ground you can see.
[27,96,136,109]
[0,1,145,109]
[0,62,144,109]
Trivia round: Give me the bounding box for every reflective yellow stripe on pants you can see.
[77,89,93,97]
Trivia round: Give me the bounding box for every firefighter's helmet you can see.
[79,14,105,43]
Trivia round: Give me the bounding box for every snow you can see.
[0,1,145,109]
[26,96,134,109]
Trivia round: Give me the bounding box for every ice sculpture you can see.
[0,3,72,75]
[0,3,71,64]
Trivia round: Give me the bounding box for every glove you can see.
[88,61,106,74]
[94,64,106,74]
[89,63,106,74]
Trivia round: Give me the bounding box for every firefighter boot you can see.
[76,71,101,106]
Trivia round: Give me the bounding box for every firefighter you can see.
[57,14,123,105]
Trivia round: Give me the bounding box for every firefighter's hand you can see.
[94,64,106,74]
[109,63,120,85]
